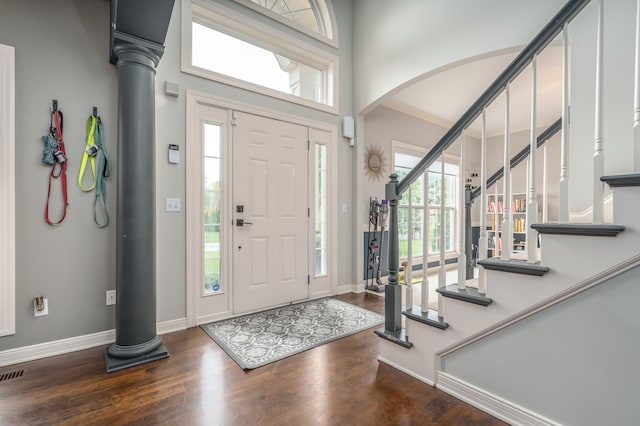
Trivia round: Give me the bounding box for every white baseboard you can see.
[436,372,560,426]
[336,284,356,294]
[157,317,188,335]
[0,318,188,368]
[353,283,367,293]
[378,355,434,386]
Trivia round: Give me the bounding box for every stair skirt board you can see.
[436,372,561,426]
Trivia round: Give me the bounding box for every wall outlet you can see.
[106,290,116,306]
[34,298,48,317]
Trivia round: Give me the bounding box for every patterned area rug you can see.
[200,298,384,369]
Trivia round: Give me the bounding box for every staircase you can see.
[375,0,640,424]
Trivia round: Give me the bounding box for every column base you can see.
[105,343,169,373]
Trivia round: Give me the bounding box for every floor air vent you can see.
[0,370,24,382]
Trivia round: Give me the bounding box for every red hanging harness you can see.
[45,110,69,225]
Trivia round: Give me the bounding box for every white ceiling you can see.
[384,45,564,138]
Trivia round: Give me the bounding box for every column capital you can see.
[113,39,161,70]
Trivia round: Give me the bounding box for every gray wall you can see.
[441,264,640,425]
[0,0,354,351]
[0,0,118,350]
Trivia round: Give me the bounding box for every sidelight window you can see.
[203,122,223,295]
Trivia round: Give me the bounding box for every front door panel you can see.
[233,112,309,314]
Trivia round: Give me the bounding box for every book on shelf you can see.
[512,198,526,213]
[513,218,526,233]
[487,235,501,250]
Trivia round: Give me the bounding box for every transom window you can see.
[183,0,338,113]
[233,0,335,44]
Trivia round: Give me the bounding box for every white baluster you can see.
[478,109,488,294]
[438,153,446,314]
[421,170,430,314]
[543,144,549,223]
[501,84,512,261]
[593,0,605,224]
[559,24,570,223]
[634,0,640,172]
[528,56,539,264]
[406,185,413,310]
[457,132,466,290]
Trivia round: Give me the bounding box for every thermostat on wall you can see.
[168,144,179,164]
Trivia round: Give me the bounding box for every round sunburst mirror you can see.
[364,144,387,181]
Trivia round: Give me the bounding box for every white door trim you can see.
[185,90,338,327]
[0,43,15,337]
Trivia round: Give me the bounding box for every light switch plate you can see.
[106,290,116,306]
[166,198,181,212]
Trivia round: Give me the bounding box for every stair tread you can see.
[403,306,449,330]
[477,258,550,276]
[600,173,640,187]
[531,223,625,236]
[374,327,414,349]
[436,284,493,306]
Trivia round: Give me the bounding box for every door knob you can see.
[236,219,253,226]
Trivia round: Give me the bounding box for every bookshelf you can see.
[487,193,526,257]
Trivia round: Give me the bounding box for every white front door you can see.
[232,111,309,314]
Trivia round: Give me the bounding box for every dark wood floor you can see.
[0,293,506,425]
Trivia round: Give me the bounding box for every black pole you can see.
[105,43,168,372]
[465,184,474,279]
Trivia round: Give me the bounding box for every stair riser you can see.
[540,230,640,279]
[612,186,640,225]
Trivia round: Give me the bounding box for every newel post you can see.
[384,173,402,333]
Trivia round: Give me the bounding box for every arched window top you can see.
[234,0,336,46]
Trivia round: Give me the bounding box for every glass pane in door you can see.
[204,123,222,295]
